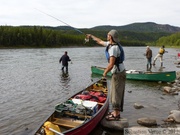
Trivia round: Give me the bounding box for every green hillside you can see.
[0,22,180,48]
[156,32,180,46]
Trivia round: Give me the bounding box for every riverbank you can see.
[98,71,180,135]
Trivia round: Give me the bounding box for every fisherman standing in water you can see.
[153,45,168,67]
[59,51,71,73]
[145,46,152,71]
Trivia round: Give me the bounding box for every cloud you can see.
[0,0,179,28]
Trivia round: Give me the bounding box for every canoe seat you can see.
[53,118,84,128]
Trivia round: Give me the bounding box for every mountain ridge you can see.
[50,22,180,33]
[90,22,180,33]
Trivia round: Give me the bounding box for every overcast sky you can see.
[0,0,180,28]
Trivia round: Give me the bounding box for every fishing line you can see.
[34,8,85,35]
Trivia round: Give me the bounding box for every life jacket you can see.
[89,91,107,103]
[74,94,92,100]
[89,91,106,97]
[159,48,165,54]
[105,43,125,71]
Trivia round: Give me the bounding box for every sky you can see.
[0,0,180,28]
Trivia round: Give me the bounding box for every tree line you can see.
[0,26,84,48]
[0,26,179,48]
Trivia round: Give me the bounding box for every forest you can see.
[156,32,180,46]
[0,25,179,48]
[0,26,84,48]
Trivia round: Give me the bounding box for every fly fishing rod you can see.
[35,8,89,43]
[35,8,85,34]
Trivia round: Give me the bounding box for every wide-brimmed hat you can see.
[108,29,119,43]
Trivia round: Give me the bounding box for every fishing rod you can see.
[35,8,85,35]
[35,8,89,43]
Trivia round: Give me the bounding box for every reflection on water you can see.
[0,47,180,135]
[60,71,70,81]
[60,71,71,91]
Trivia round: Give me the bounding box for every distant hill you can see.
[90,22,180,33]
[48,22,180,33]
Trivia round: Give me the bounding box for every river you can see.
[0,46,180,135]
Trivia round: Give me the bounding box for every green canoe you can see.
[91,66,176,82]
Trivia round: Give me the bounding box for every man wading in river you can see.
[59,51,71,73]
[153,45,168,67]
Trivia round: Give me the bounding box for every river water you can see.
[0,47,180,135]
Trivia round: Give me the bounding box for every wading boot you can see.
[161,62,163,67]
[146,64,149,71]
[149,64,152,70]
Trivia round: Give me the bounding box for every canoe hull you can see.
[91,66,112,77]
[126,70,176,82]
[91,66,176,82]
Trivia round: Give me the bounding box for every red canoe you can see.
[34,78,108,135]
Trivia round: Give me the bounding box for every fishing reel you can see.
[84,34,92,44]
[84,37,89,44]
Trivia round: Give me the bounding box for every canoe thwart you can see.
[53,118,84,128]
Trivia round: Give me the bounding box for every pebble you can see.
[137,117,157,127]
